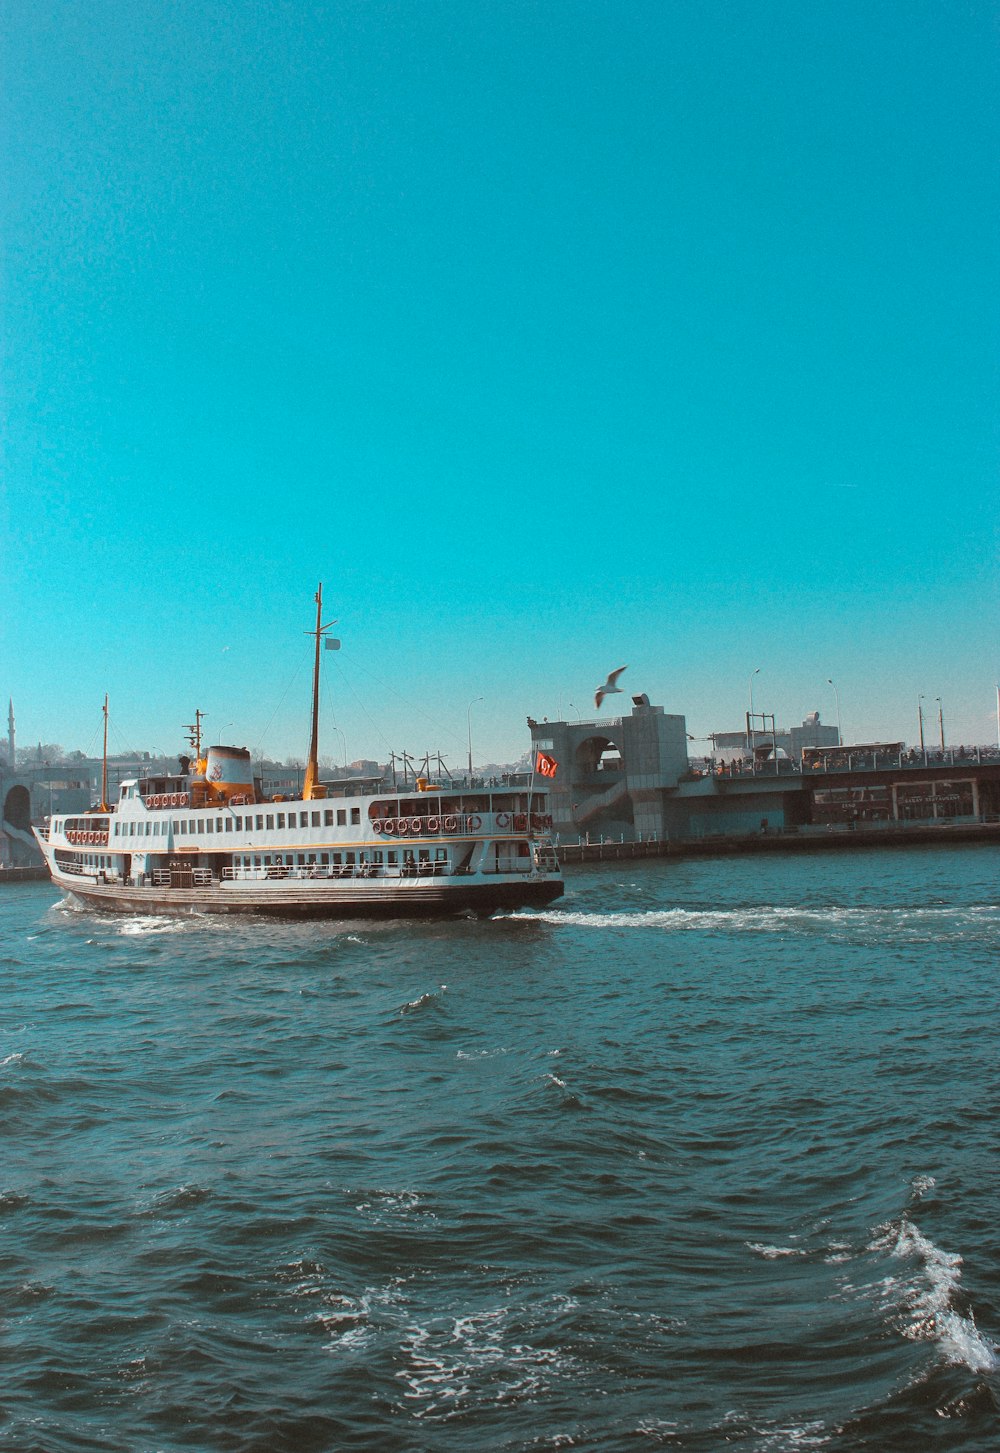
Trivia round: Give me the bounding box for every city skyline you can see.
[4,2,998,762]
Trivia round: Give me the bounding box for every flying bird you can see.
[595,665,628,709]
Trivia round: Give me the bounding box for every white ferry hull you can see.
[49,869,563,919]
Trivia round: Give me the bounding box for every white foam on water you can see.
[869,1216,998,1374]
[116,915,186,936]
[505,904,999,938]
[396,1301,573,1418]
[747,1241,805,1260]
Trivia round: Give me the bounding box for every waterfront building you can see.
[530,701,1000,844]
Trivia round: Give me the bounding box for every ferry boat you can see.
[34,589,564,919]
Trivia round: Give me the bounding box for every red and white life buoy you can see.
[410,817,423,834]
[495,812,510,828]
[383,818,396,834]
[372,818,384,833]
[178,792,189,808]
[426,817,440,833]
[466,814,482,832]
[443,815,458,832]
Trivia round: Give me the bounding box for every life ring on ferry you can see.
[495,812,511,828]
[410,817,423,834]
[168,793,178,807]
[383,817,396,834]
[372,818,384,834]
[178,792,189,808]
[466,814,482,832]
[513,814,527,832]
[100,833,109,845]
[426,817,440,833]
[443,815,458,832]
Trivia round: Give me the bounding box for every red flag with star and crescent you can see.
[536,751,558,778]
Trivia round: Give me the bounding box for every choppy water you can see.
[2,843,998,1452]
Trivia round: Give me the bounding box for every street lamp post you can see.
[747,667,760,749]
[917,695,925,753]
[935,697,945,751]
[827,678,842,745]
[467,697,483,782]
[330,725,347,772]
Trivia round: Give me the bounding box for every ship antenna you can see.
[183,709,205,758]
[303,583,338,801]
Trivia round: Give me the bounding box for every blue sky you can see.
[3,0,998,766]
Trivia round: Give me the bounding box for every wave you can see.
[397,986,447,1015]
[867,1215,998,1374]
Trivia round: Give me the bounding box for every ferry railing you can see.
[716,744,1000,780]
[220,863,452,883]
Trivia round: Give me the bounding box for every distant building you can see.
[710,712,839,760]
[788,711,840,756]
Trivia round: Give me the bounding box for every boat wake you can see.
[503,904,999,941]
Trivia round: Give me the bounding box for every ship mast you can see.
[303,583,338,801]
[100,694,109,811]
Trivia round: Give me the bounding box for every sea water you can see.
[1,844,998,1451]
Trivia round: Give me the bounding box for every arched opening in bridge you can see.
[574,735,624,776]
[3,784,31,831]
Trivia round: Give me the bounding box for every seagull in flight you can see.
[595,665,628,709]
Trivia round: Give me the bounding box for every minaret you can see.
[7,699,14,768]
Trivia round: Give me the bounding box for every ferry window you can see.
[253,856,261,868]
[300,812,309,828]
[435,848,447,862]
[324,810,333,826]
[216,817,223,832]
[267,814,275,829]
[307,853,316,864]
[337,810,346,826]
[332,853,342,865]
[320,852,329,865]
[388,851,397,864]
[129,822,136,836]
[206,819,213,833]
[350,808,360,825]
[373,851,383,864]
[256,815,264,831]
[311,812,320,827]
[346,852,355,865]
[419,849,430,863]
[277,813,285,829]
[225,820,233,833]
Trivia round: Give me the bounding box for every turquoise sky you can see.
[3,1,998,766]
